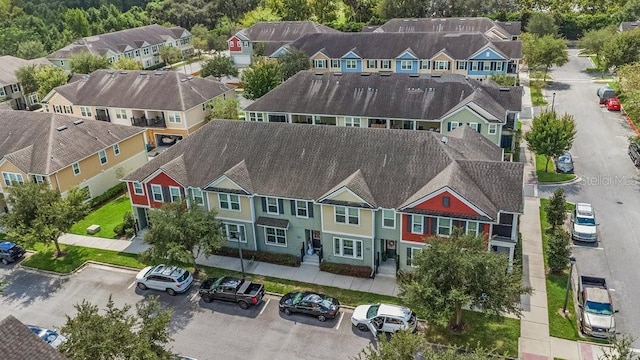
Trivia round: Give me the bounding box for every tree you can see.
[158,45,182,65]
[64,8,91,39]
[59,296,173,359]
[0,183,89,257]
[206,97,240,121]
[399,230,531,330]
[111,57,143,70]
[16,40,46,59]
[525,12,559,37]
[70,52,111,74]
[524,111,577,172]
[242,59,282,100]
[276,47,310,80]
[265,0,312,21]
[522,34,569,81]
[239,6,281,28]
[546,188,567,230]
[308,0,338,23]
[190,24,211,55]
[33,65,68,100]
[547,230,571,273]
[200,54,238,79]
[579,27,617,75]
[15,65,38,95]
[601,30,640,72]
[599,334,639,360]
[141,200,225,275]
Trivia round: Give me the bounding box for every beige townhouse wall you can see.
[206,192,253,221]
[0,161,27,195]
[321,204,373,237]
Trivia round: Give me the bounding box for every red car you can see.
[605,98,621,111]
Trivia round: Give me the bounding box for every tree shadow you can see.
[197,297,267,319]
[134,287,197,333]
[0,266,68,307]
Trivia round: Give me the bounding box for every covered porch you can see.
[130,110,166,128]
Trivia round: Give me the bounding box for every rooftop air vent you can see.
[119,71,128,74]
[380,72,391,77]
[139,72,147,76]
[333,73,342,76]
[431,74,441,78]
[155,70,163,75]
[56,125,67,131]
[315,73,324,76]
[409,74,419,77]
[107,70,114,75]
[73,120,84,125]
[180,78,188,82]
[499,87,511,91]
[361,73,371,76]
[441,136,448,144]
[187,76,194,80]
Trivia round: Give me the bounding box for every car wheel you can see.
[1,258,8,265]
[166,288,177,296]
[238,301,249,310]
[202,295,213,303]
[284,308,291,315]
[137,282,147,290]
[318,315,326,322]
[357,324,368,332]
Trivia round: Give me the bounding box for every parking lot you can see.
[0,263,373,359]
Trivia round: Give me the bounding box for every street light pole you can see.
[552,92,557,112]
[231,232,246,278]
[563,256,577,316]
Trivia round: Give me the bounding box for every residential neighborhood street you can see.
[538,49,640,345]
[0,263,373,360]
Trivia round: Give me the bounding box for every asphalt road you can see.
[537,49,640,344]
[0,263,373,360]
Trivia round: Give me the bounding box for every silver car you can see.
[136,264,193,296]
[572,203,598,242]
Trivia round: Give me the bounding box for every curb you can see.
[537,176,582,186]
[624,114,640,136]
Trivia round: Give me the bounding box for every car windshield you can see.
[177,271,190,282]
[558,156,571,163]
[366,304,380,319]
[585,301,613,315]
[576,216,596,226]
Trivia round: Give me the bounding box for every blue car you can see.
[0,241,25,265]
[27,325,66,348]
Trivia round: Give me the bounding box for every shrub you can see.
[319,262,372,278]
[396,269,415,284]
[113,223,125,236]
[90,183,127,209]
[212,247,300,267]
[548,229,571,273]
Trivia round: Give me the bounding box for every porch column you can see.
[386,119,390,129]
[312,115,317,125]
[511,213,518,241]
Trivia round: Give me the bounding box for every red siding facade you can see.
[228,37,242,52]
[128,182,149,207]
[128,171,184,209]
[412,191,478,216]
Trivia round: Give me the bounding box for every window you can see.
[133,182,144,195]
[151,184,163,202]
[469,122,478,131]
[72,162,80,175]
[420,60,430,69]
[381,60,391,69]
[27,93,38,105]
[442,196,450,207]
[266,197,279,214]
[44,104,49,112]
[63,105,73,114]
[331,59,340,68]
[313,59,327,68]
[2,172,24,186]
[450,121,460,130]
[400,60,413,70]
[192,188,204,206]
[295,200,308,217]
[437,218,452,236]
[114,109,127,119]
[134,50,140,56]
[249,112,264,122]
[53,105,62,113]
[143,47,150,55]
[80,186,91,200]
[168,112,182,123]
[11,84,19,93]
[406,247,422,267]
[345,59,357,69]
[382,209,395,228]
[472,61,478,71]
[202,103,206,112]
[219,193,240,211]
[0,87,5,97]
[265,227,286,246]
[98,150,107,165]
[169,186,181,202]
[495,62,503,71]
[467,221,479,236]
[488,124,498,135]
[333,237,363,259]
[434,61,450,70]
[335,206,359,225]
[367,60,377,69]
[33,175,45,183]
[224,223,246,242]
[344,117,360,127]
[80,106,91,117]
[113,143,120,156]
[456,61,467,70]
[411,215,423,234]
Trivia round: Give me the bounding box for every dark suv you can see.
[629,143,640,167]
[0,241,25,264]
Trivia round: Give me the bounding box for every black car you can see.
[0,241,25,265]
[555,152,574,174]
[279,291,340,322]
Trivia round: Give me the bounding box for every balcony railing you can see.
[131,116,166,128]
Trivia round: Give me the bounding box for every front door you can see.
[385,239,397,258]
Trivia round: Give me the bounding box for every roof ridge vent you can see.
[119,71,128,74]
[73,120,84,125]
[431,74,441,78]
[499,87,511,91]
[333,72,342,76]
[56,125,68,131]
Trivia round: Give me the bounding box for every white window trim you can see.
[469,122,479,131]
[265,197,279,215]
[72,162,81,176]
[2,172,24,186]
[115,109,127,119]
[33,175,45,183]
[367,60,377,68]
[400,60,413,70]
[192,188,205,206]
[218,193,241,211]
[0,87,5,97]
[98,149,108,165]
[133,182,144,195]
[295,200,308,218]
[313,59,327,68]
[113,143,120,156]
[333,237,363,260]
[437,217,452,237]
[331,59,340,68]
[151,184,163,202]
[450,121,460,130]
[435,60,449,70]
[224,223,247,243]
[408,247,423,267]
[334,206,360,225]
[411,215,423,234]
[467,221,480,236]
[80,106,91,117]
[168,112,182,123]
[345,59,358,69]
[488,124,498,135]
[382,209,395,229]
[169,186,181,202]
[345,116,360,127]
[381,60,391,69]
[264,226,287,247]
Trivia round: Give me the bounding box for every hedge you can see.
[319,262,372,278]
[90,183,127,209]
[213,246,301,267]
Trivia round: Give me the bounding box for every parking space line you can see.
[571,244,604,250]
[335,312,345,330]
[189,292,200,302]
[259,299,270,316]
[127,281,136,289]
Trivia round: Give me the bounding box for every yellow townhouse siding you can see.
[320,204,373,237]
[0,161,28,194]
[205,192,253,222]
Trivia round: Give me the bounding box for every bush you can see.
[396,269,415,284]
[212,247,300,267]
[113,223,125,237]
[319,262,372,278]
[90,183,127,209]
[548,229,571,273]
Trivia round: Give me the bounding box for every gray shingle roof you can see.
[375,17,521,38]
[240,21,340,42]
[48,70,233,111]
[125,121,524,219]
[0,56,51,86]
[48,24,189,59]
[284,32,521,60]
[0,110,143,175]
[244,72,522,123]
[0,315,68,360]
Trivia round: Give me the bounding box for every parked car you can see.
[571,203,598,242]
[629,142,640,167]
[199,276,265,309]
[0,241,25,265]
[351,303,417,335]
[605,97,621,111]
[597,86,617,105]
[279,291,340,321]
[135,264,193,296]
[555,152,574,174]
[578,276,618,339]
[27,325,66,348]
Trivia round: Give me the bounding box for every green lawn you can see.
[530,71,552,81]
[69,196,132,238]
[530,81,548,106]
[536,154,577,183]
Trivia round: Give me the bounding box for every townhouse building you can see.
[243,72,522,149]
[0,56,51,110]
[48,24,194,71]
[228,21,340,66]
[370,17,521,41]
[123,120,524,276]
[0,110,147,211]
[41,69,235,149]
[272,32,522,78]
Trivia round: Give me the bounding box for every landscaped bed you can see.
[69,196,132,239]
[536,154,576,183]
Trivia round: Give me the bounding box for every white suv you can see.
[572,203,598,242]
[351,303,417,335]
[136,264,193,296]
